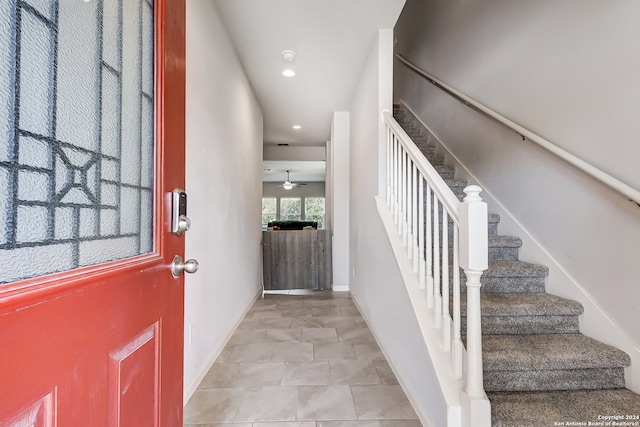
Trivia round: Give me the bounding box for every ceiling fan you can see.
[278,170,307,190]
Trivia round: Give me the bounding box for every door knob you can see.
[171,255,199,278]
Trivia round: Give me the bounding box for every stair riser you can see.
[488,247,519,261]
[484,367,626,392]
[472,277,545,293]
[462,315,580,335]
[428,245,519,261]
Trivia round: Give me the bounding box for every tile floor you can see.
[184,290,422,427]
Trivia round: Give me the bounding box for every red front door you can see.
[0,0,186,425]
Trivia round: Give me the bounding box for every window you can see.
[0,0,155,284]
[305,197,325,229]
[280,198,301,221]
[262,198,277,225]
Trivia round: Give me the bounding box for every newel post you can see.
[459,185,491,427]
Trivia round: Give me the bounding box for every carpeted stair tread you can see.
[482,333,631,371]
[461,293,582,334]
[488,389,640,427]
[483,260,549,278]
[464,293,583,317]
[435,165,455,179]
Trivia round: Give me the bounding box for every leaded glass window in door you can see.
[0,0,155,284]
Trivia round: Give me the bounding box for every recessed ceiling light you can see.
[292,125,301,130]
[282,69,295,77]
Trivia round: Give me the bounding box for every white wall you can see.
[394,0,640,389]
[349,29,446,427]
[184,0,263,402]
[331,112,350,291]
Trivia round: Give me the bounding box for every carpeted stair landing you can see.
[393,105,640,426]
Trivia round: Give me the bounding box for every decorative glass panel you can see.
[0,0,155,284]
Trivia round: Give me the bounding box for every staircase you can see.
[393,105,640,427]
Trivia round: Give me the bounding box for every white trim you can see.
[331,285,349,292]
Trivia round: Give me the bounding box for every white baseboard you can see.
[332,285,350,292]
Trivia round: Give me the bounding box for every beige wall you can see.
[184,0,264,402]
[394,0,640,390]
[349,29,444,426]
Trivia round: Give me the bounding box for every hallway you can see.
[184,290,422,426]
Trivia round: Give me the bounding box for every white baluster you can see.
[401,148,408,243]
[386,127,392,208]
[418,175,426,289]
[433,197,441,328]
[442,209,450,350]
[452,226,463,379]
[412,163,419,273]
[426,184,433,308]
[393,137,399,224]
[407,158,413,258]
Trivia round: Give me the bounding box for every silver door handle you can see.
[171,255,199,277]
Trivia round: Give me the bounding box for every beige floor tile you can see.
[233,386,298,422]
[337,328,375,343]
[183,388,244,424]
[198,363,239,388]
[379,421,423,427]
[270,342,314,361]
[323,316,357,329]
[352,342,385,360]
[302,300,332,308]
[228,329,267,345]
[281,308,313,318]
[301,327,338,342]
[317,422,382,427]
[264,328,302,342]
[351,385,419,420]
[290,317,325,328]
[252,310,285,319]
[256,318,294,329]
[215,346,233,363]
[248,303,278,313]
[184,424,251,427]
[373,360,399,385]
[185,291,420,427]
[314,342,357,360]
[231,362,285,386]
[329,360,381,385]
[274,300,305,308]
[297,385,358,421]
[312,307,343,317]
[254,423,316,427]
[354,315,368,328]
[340,307,361,316]
[227,343,273,363]
[282,361,331,385]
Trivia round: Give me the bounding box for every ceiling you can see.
[215,0,406,148]
[262,161,326,183]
